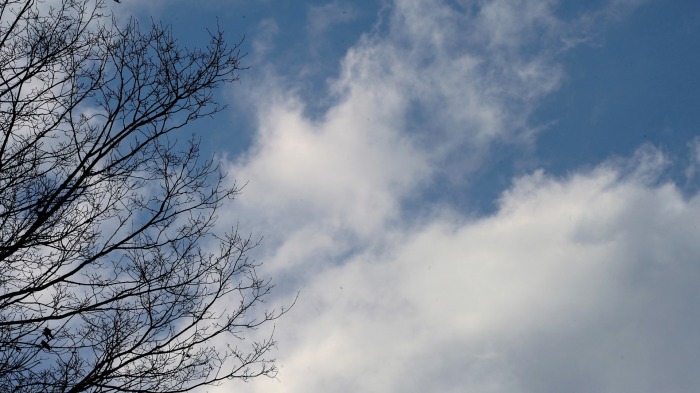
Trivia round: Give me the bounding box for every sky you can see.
[115,0,700,392]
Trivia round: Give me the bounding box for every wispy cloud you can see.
[228,0,570,246]
[251,18,280,60]
[307,1,358,37]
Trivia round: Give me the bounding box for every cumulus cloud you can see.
[230,148,700,393]
[208,0,692,392]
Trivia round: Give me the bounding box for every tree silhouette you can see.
[0,1,286,391]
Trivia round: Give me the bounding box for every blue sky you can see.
[118,1,700,392]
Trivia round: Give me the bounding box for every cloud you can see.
[210,0,688,392]
[307,1,357,37]
[685,137,700,183]
[230,147,700,393]
[228,0,571,246]
[251,18,280,60]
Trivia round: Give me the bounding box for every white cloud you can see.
[228,148,700,393]
[228,0,570,247]
[209,0,689,392]
[219,0,606,313]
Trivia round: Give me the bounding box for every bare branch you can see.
[0,1,284,392]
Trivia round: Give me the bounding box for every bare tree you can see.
[0,1,287,391]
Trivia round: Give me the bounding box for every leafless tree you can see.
[0,1,287,392]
